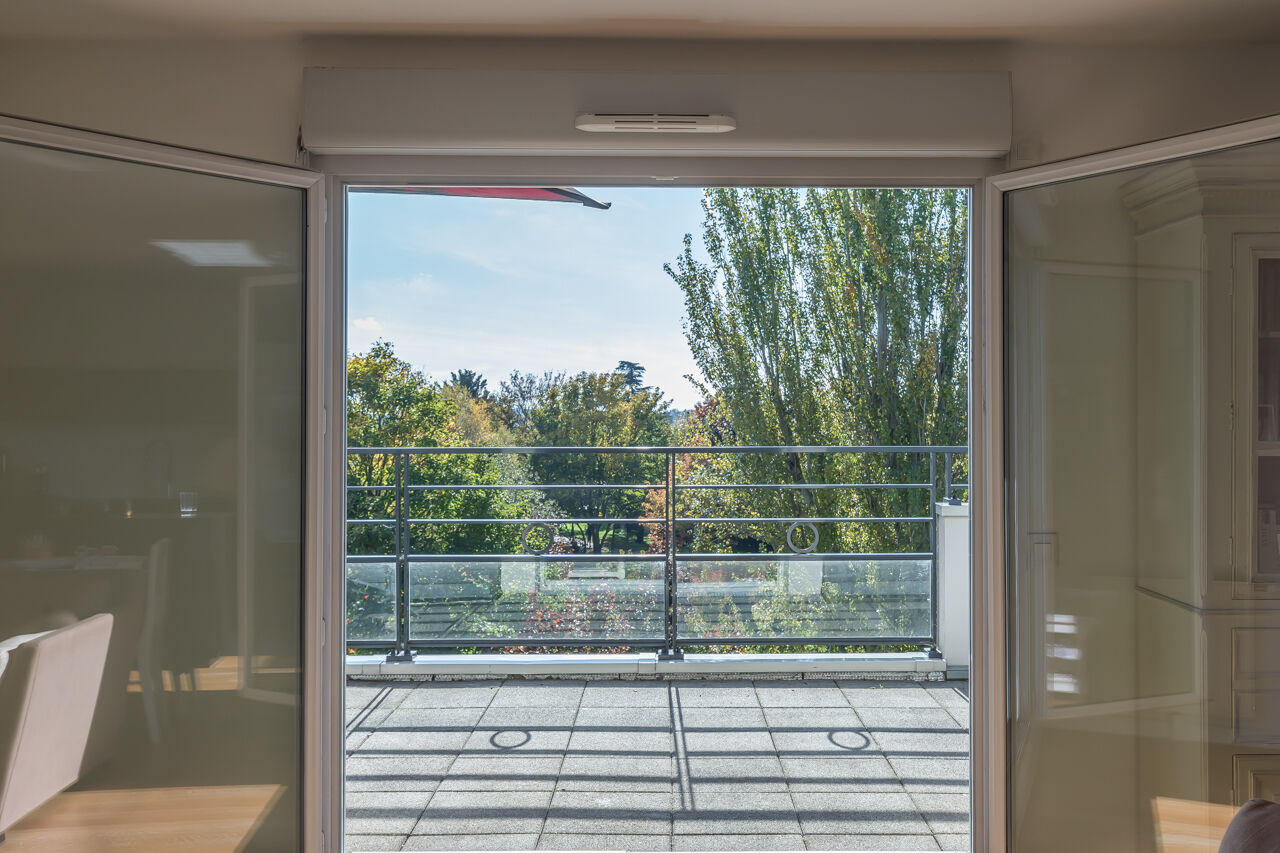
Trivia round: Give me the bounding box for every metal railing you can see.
[345,445,968,661]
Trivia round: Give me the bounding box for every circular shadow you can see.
[828,729,872,751]
[490,729,533,749]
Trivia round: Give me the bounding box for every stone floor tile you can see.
[391,681,502,708]
[489,681,586,707]
[573,706,673,731]
[673,834,805,851]
[838,681,942,709]
[559,755,676,792]
[402,834,540,851]
[345,791,432,836]
[676,707,767,731]
[855,707,964,733]
[886,758,969,794]
[934,833,970,850]
[864,729,969,759]
[779,757,902,792]
[754,680,848,707]
[438,755,562,791]
[671,791,800,835]
[680,728,775,757]
[543,791,673,835]
[680,756,788,791]
[771,728,879,758]
[411,790,551,835]
[763,706,864,731]
[348,707,393,733]
[463,726,571,756]
[803,834,940,850]
[380,707,485,730]
[910,792,970,835]
[346,755,453,791]
[944,705,970,729]
[357,728,473,756]
[581,682,673,707]
[344,834,408,852]
[346,683,393,710]
[791,792,931,835]
[478,706,578,729]
[569,729,674,756]
[539,833,672,851]
[673,683,760,707]
[924,683,969,708]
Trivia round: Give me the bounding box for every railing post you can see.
[387,450,414,662]
[659,450,683,661]
[927,451,942,660]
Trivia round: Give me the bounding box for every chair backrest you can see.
[0,613,114,833]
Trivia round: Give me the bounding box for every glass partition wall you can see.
[0,137,306,850]
[1006,138,1280,851]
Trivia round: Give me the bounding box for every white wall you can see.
[1,36,1279,167]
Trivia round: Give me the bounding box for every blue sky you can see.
[347,187,710,409]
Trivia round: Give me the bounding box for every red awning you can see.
[360,186,611,210]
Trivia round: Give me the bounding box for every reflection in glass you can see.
[1006,140,1280,851]
[0,139,304,849]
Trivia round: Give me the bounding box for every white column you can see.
[935,501,971,679]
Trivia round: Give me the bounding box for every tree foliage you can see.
[667,188,968,552]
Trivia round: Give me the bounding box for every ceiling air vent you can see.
[574,113,737,134]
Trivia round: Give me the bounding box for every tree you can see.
[667,188,969,553]
[496,370,565,431]
[525,371,673,553]
[447,368,490,400]
[615,360,648,394]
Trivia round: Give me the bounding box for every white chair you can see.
[0,613,113,836]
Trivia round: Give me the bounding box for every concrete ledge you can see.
[346,651,945,681]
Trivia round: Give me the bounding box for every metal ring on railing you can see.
[521,522,554,555]
[786,521,819,554]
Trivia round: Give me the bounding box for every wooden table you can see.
[3,784,284,852]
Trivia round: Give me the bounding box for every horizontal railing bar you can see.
[676,636,933,646]
[347,485,397,492]
[676,516,931,524]
[404,483,662,492]
[348,444,969,455]
[405,638,667,648]
[403,517,660,525]
[674,483,929,491]
[345,551,930,563]
[679,551,930,561]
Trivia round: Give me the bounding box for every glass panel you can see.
[676,557,932,643]
[1006,138,1280,852]
[0,138,304,848]
[408,558,665,646]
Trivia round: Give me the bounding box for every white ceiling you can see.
[5,0,1280,41]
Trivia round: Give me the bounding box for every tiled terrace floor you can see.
[345,678,970,852]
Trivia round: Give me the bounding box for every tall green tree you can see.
[668,188,968,552]
[447,368,490,400]
[615,360,648,394]
[525,371,673,553]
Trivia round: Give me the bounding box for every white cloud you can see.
[352,316,383,333]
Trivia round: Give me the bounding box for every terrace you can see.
[344,677,970,852]
[344,445,971,852]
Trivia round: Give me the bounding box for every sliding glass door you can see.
[0,124,319,851]
[1002,132,1280,851]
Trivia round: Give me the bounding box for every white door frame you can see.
[322,154,990,851]
[979,112,1280,853]
[0,114,341,853]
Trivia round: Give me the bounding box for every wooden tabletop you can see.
[3,784,285,852]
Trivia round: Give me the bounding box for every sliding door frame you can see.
[321,152,994,851]
[982,112,1280,852]
[0,115,340,853]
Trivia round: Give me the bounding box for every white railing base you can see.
[346,651,946,680]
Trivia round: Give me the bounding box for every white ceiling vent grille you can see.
[575,113,737,133]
